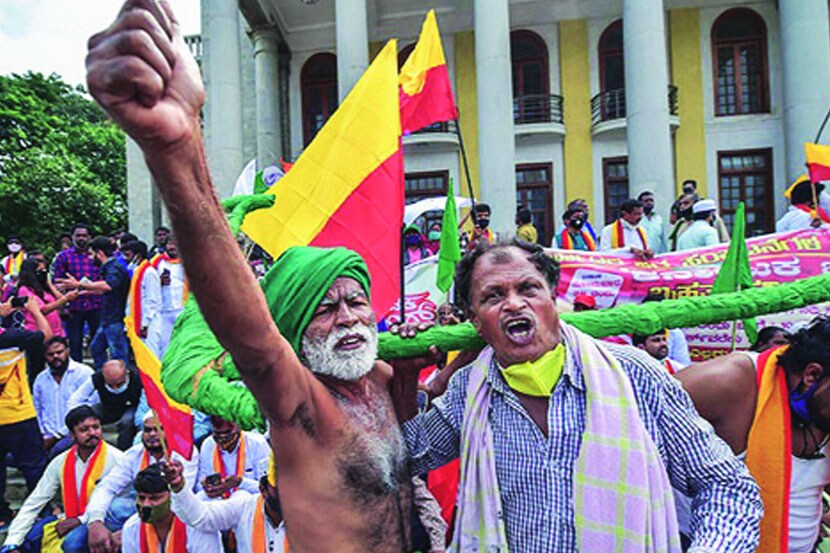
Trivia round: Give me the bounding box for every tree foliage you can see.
[0,72,126,255]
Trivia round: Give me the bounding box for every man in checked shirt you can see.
[396,239,762,553]
[52,223,103,362]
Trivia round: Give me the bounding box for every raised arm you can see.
[85,0,310,426]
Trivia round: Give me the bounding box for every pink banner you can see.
[551,229,830,361]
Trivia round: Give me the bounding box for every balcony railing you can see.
[513,94,564,125]
[412,120,459,134]
[590,85,679,126]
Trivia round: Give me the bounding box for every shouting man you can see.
[87,2,413,551]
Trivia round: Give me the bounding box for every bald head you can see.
[102,360,128,389]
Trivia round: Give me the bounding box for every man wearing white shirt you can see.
[122,241,163,358]
[0,407,123,553]
[86,412,199,553]
[632,330,686,374]
[599,199,654,260]
[164,458,287,553]
[153,237,186,355]
[197,417,270,498]
[675,199,720,251]
[32,337,94,454]
[637,191,667,254]
[121,465,222,553]
[777,181,830,232]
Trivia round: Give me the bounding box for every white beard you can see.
[301,323,378,381]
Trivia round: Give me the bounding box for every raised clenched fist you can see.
[86,0,205,152]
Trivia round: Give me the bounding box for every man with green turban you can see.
[84,3,417,550]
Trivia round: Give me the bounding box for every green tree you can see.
[0,72,126,256]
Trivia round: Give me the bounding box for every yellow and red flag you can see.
[805,142,830,182]
[399,10,458,134]
[242,41,404,316]
[125,322,193,459]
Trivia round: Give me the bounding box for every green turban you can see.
[261,246,372,354]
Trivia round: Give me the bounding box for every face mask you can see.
[136,499,171,523]
[476,218,490,230]
[93,256,103,267]
[790,378,823,424]
[105,377,129,395]
[644,205,654,215]
[74,238,88,250]
[427,230,441,241]
[7,244,21,254]
[36,269,48,284]
[569,218,585,230]
[405,235,421,247]
[500,344,565,397]
[680,208,693,220]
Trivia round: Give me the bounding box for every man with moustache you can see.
[637,190,667,254]
[196,416,269,498]
[86,2,415,551]
[86,411,198,553]
[0,406,123,553]
[33,337,94,455]
[56,237,130,370]
[396,240,762,552]
[52,224,102,362]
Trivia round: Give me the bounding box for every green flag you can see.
[436,191,462,293]
[711,202,758,343]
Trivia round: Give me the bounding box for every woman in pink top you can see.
[15,259,76,337]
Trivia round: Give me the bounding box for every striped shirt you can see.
[403,340,762,553]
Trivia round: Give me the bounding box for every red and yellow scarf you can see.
[140,516,188,553]
[2,251,25,275]
[559,228,597,251]
[151,254,189,305]
[128,260,153,334]
[745,346,791,553]
[252,496,289,553]
[795,204,830,224]
[610,219,648,249]
[62,441,108,518]
[213,436,246,497]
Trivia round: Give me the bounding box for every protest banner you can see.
[391,229,830,361]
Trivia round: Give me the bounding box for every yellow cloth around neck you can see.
[500,344,565,397]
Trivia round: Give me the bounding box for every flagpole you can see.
[814,104,830,143]
[453,118,478,207]
[400,224,406,323]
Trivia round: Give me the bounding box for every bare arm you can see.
[86,0,317,428]
[675,352,757,453]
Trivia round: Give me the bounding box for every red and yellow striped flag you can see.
[805,142,830,182]
[399,10,458,134]
[242,41,404,316]
[125,323,193,459]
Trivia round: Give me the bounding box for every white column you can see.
[780,0,830,181]
[623,0,674,210]
[474,0,516,236]
[252,28,282,168]
[335,0,368,102]
[126,137,156,240]
[203,0,244,197]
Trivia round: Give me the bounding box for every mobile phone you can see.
[204,473,222,487]
[11,296,27,309]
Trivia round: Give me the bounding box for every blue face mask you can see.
[105,377,129,395]
[405,234,421,247]
[790,378,823,424]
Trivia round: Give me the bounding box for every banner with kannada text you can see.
[552,229,830,360]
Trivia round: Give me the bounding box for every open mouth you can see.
[335,334,366,351]
[502,316,535,346]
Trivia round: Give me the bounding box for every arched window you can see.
[511,30,549,123]
[301,53,338,145]
[712,8,768,116]
[599,20,624,93]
